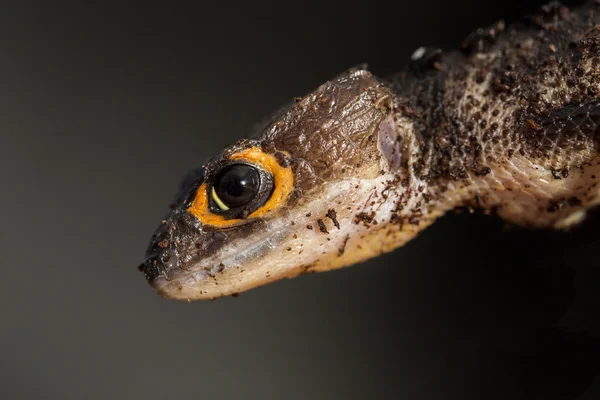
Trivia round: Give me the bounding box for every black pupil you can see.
[215,164,260,207]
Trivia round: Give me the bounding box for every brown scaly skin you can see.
[386,0,600,228]
[141,1,600,300]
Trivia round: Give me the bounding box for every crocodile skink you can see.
[141,1,600,300]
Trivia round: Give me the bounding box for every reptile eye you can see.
[209,163,274,218]
[187,147,293,227]
[213,164,261,209]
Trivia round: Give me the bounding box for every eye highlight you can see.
[211,187,230,210]
[187,147,294,228]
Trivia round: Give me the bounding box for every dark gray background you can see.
[2,1,599,399]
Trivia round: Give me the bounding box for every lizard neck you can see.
[374,2,600,230]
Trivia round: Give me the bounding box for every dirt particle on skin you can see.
[354,212,375,226]
[306,212,312,217]
[408,216,421,225]
[478,166,491,176]
[301,264,315,274]
[338,235,350,256]
[561,168,569,178]
[293,234,298,239]
[527,119,542,131]
[326,208,340,229]
[317,219,329,234]
[390,213,403,226]
[307,225,313,230]
[157,239,169,248]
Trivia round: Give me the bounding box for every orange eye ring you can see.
[187,147,294,228]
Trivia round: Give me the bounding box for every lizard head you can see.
[140,68,404,300]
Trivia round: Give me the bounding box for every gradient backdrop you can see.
[2,1,599,399]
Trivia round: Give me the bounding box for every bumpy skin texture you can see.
[388,0,600,228]
[141,1,600,300]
